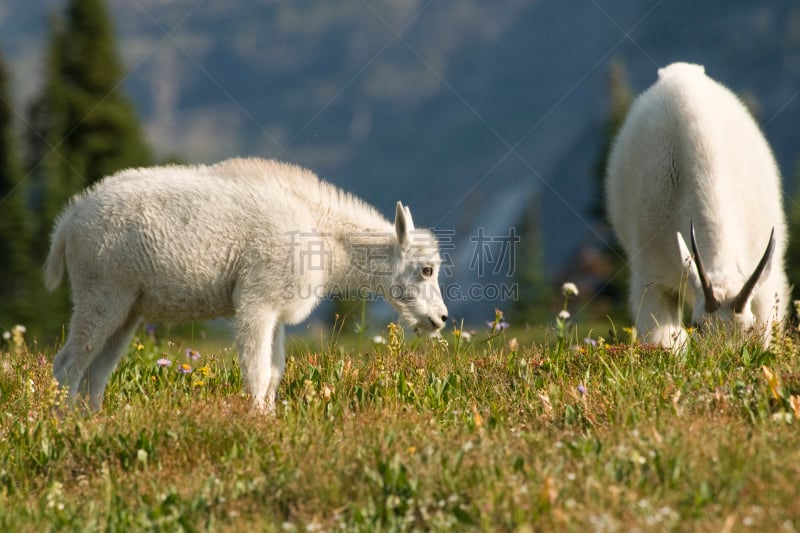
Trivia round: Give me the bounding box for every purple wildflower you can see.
[485,319,510,332]
[178,363,192,374]
[186,348,201,361]
[157,358,172,367]
[577,384,587,396]
[583,337,598,347]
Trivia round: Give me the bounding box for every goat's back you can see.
[605,62,784,271]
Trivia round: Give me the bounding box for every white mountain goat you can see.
[45,158,449,411]
[606,62,788,350]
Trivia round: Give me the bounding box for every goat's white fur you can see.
[45,158,448,411]
[606,62,788,349]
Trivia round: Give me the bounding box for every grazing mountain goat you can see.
[606,62,788,350]
[45,158,449,411]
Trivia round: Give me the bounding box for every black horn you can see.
[732,228,775,313]
[690,221,720,313]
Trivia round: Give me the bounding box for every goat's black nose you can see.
[441,315,448,323]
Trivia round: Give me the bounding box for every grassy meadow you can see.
[2,304,800,532]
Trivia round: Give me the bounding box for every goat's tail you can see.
[44,207,72,291]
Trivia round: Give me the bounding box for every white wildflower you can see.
[458,331,472,342]
[561,282,579,297]
[508,337,519,351]
[46,480,64,510]
[372,335,387,345]
[558,310,571,321]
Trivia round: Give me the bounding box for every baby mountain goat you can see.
[606,62,788,350]
[45,158,448,411]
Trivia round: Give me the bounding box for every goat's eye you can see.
[422,266,433,277]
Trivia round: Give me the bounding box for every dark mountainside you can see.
[2,0,798,321]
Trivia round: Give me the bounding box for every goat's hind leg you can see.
[53,288,139,409]
[79,308,141,410]
[52,339,80,406]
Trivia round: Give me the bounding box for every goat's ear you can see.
[395,201,414,249]
[677,231,701,290]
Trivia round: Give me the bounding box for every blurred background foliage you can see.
[1,0,799,342]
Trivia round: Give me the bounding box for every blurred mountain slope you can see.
[2,0,798,320]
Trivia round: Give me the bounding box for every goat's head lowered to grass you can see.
[677,221,776,337]
[386,202,449,333]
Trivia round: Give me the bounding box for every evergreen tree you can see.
[26,0,151,336]
[58,0,150,183]
[590,58,633,317]
[785,162,800,310]
[591,58,633,221]
[0,49,37,330]
[512,190,550,324]
[28,0,151,257]
[27,15,73,261]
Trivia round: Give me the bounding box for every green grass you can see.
[2,315,800,531]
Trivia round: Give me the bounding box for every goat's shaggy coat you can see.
[606,62,788,349]
[46,158,448,410]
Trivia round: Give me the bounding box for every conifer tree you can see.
[513,191,550,324]
[26,0,151,335]
[0,49,37,330]
[785,162,800,311]
[27,16,73,261]
[28,0,151,257]
[590,59,633,317]
[591,58,633,221]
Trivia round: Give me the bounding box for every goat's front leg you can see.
[270,324,286,410]
[630,275,688,352]
[234,307,283,412]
